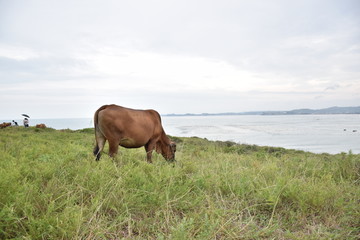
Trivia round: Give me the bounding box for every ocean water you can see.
[3,114,359,154]
[163,115,360,154]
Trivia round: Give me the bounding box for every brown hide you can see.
[36,124,47,128]
[0,122,11,129]
[93,104,176,162]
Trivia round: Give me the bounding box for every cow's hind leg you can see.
[108,139,120,158]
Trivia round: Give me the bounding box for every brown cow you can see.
[0,122,11,129]
[36,124,47,128]
[93,104,176,162]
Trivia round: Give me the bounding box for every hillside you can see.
[165,106,360,116]
[0,127,359,239]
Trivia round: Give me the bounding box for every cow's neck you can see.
[160,132,170,145]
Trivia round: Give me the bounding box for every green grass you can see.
[0,127,359,239]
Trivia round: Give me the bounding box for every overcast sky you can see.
[0,0,359,119]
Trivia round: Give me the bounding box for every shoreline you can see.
[3,126,359,155]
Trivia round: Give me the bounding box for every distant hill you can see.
[164,106,360,116]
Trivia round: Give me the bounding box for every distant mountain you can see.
[271,106,360,115]
[164,106,360,116]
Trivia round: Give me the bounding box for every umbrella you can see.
[22,114,30,118]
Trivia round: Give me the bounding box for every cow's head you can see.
[158,140,176,161]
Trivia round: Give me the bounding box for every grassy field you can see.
[0,127,359,239]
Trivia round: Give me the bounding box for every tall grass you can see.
[0,127,359,239]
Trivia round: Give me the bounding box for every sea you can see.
[3,114,360,154]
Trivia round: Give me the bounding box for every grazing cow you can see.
[93,104,176,162]
[36,124,47,128]
[0,122,11,129]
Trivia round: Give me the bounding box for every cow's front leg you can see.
[145,141,156,163]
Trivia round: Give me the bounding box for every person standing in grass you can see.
[12,120,18,126]
[23,118,29,127]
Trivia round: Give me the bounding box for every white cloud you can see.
[0,0,359,118]
[81,48,302,94]
[0,44,39,60]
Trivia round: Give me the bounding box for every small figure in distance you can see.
[12,120,18,126]
[23,118,29,128]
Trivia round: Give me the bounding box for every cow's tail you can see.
[93,105,108,160]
